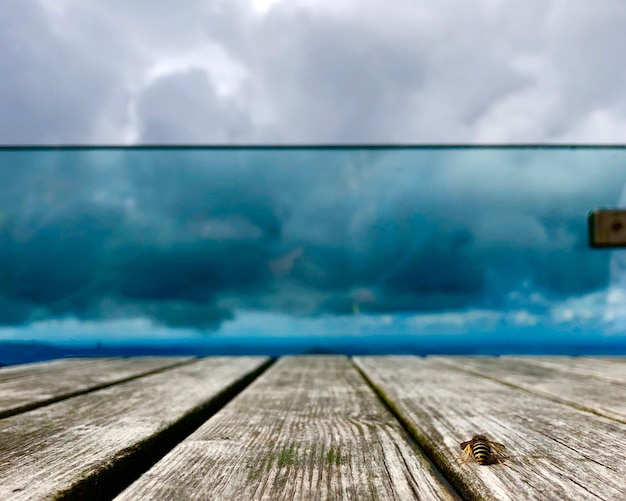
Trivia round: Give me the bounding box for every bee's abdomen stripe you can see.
[472,442,491,462]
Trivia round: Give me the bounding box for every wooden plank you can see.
[505,356,626,383]
[0,358,105,383]
[354,356,626,501]
[0,356,193,419]
[582,356,626,365]
[432,356,626,424]
[116,356,460,501]
[0,356,269,501]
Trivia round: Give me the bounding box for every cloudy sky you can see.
[3,0,626,144]
[2,1,626,350]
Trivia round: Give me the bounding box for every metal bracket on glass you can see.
[589,209,626,248]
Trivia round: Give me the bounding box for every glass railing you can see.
[1,146,625,362]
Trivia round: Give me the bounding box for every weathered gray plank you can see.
[0,356,193,418]
[354,356,626,501]
[0,357,104,382]
[502,356,626,383]
[0,356,269,501]
[580,356,626,364]
[432,356,626,424]
[116,356,460,501]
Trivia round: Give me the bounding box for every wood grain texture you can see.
[0,358,104,382]
[116,356,460,501]
[0,356,193,418]
[432,356,626,423]
[583,356,626,365]
[0,356,269,501]
[354,356,626,501]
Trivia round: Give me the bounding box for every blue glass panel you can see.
[0,146,625,361]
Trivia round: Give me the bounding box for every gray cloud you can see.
[0,2,124,144]
[2,1,626,143]
[136,69,252,143]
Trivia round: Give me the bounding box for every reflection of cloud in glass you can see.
[0,148,623,338]
[269,247,303,278]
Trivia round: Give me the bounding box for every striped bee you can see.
[456,435,508,466]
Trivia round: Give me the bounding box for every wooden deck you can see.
[0,356,624,500]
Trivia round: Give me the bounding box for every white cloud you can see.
[141,45,248,98]
[557,110,626,143]
[511,310,539,326]
[408,309,503,331]
[0,317,196,343]
[251,0,287,14]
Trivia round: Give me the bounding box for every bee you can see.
[456,435,508,466]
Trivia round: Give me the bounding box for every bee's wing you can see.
[490,442,508,458]
[459,441,472,450]
[490,442,506,451]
